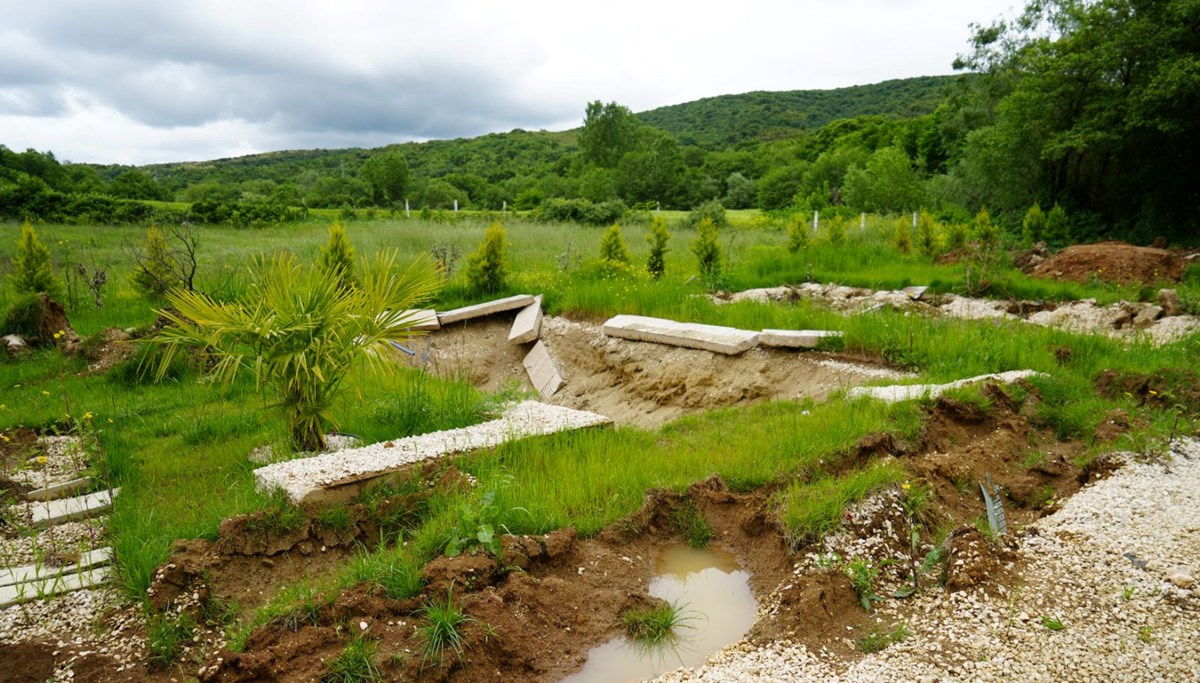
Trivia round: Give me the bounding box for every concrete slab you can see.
[759,329,843,349]
[399,309,440,331]
[602,315,760,355]
[26,477,92,502]
[508,295,543,344]
[0,547,112,588]
[255,402,612,505]
[522,340,563,398]
[902,286,929,301]
[0,566,110,609]
[438,295,535,325]
[845,370,1041,404]
[28,488,117,528]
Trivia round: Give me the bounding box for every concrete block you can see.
[759,329,843,349]
[438,295,535,325]
[508,295,543,344]
[26,477,92,502]
[0,547,112,588]
[0,566,110,609]
[400,309,440,331]
[522,340,563,398]
[254,401,611,504]
[602,315,759,355]
[29,488,117,528]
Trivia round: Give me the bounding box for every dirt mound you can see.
[1032,243,1186,285]
[409,314,907,427]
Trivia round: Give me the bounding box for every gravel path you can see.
[655,438,1200,682]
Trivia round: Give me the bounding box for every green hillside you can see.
[637,76,957,148]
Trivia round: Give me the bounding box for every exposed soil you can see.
[1031,242,1187,285]
[407,314,906,428]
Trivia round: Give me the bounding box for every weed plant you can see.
[622,601,690,645]
[419,589,470,668]
[322,636,382,683]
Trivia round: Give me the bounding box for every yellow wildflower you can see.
[41,390,51,396]
[83,411,94,420]
[36,456,47,464]
[901,482,912,491]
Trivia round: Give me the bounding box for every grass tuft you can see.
[322,636,382,683]
[621,601,691,645]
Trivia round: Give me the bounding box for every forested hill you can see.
[637,76,956,148]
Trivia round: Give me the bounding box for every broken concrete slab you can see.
[0,547,112,589]
[0,565,110,609]
[26,476,92,502]
[254,402,611,505]
[902,286,929,300]
[28,488,117,528]
[399,309,440,331]
[759,329,843,349]
[438,295,535,325]
[522,340,563,398]
[602,315,760,355]
[509,295,543,344]
[845,370,1041,404]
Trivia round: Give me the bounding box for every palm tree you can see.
[151,251,441,452]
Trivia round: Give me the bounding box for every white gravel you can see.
[654,438,1200,682]
[8,435,89,489]
[845,370,1041,403]
[254,400,612,503]
[0,586,147,673]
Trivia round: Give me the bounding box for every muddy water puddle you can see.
[562,544,758,682]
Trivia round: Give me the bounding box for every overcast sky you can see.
[0,0,1017,166]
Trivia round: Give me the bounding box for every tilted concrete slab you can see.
[438,295,535,325]
[0,547,112,589]
[522,340,563,398]
[602,315,760,355]
[400,309,440,331]
[508,295,543,344]
[26,476,92,502]
[28,488,117,528]
[759,329,843,349]
[255,401,611,505]
[902,286,929,301]
[0,566,110,609]
[845,370,1041,404]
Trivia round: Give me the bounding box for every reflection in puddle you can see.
[561,544,757,683]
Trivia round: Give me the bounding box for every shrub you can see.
[1045,204,1071,247]
[598,223,631,265]
[318,219,358,290]
[973,207,1000,251]
[683,200,728,230]
[944,222,969,252]
[130,226,176,298]
[916,211,940,257]
[465,222,507,294]
[645,215,670,279]
[691,217,722,283]
[1022,203,1046,245]
[787,213,810,253]
[151,251,441,451]
[821,215,846,246]
[893,217,912,254]
[11,221,62,300]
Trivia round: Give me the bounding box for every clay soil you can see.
[404,314,903,428]
[1031,242,1187,285]
[2,314,1114,683]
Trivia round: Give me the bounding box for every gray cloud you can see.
[0,0,1018,164]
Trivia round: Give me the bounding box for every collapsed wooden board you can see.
[254,401,611,505]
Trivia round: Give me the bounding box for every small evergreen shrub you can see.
[1045,204,1071,248]
[11,221,63,300]
[466,222,508,294]
[645,215,670,279]
[318,219,358,290]
[1022,203,1046,245]
[787,213,809,253]
[130,226,176,298]
[691,217,722,283]
[598,223,631,265]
